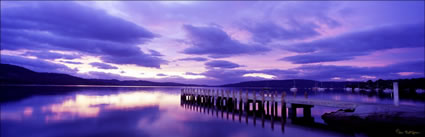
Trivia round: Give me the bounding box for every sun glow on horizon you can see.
[242,73,276,79]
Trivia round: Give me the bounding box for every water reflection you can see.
[1,86,424,137]
[41,92,178,122]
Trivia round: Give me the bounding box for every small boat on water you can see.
[375,82,380,91]
[364,89,372,92]
[290,80,297,92]
[416,89,425,94]
[383,88,393,93]
[345,87,352,92]
[318,88,326,92]
[354,82,360,92]
[354,88,360,92]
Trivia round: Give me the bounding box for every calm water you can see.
[1,86,424,137]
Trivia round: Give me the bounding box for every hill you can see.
[0,64,197,86]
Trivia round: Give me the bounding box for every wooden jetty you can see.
[181,88,323,123]
[180,88,423,121]
[180,88,425,135]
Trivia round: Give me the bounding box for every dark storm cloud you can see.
[205,60,242,69]
[1,2,167,68]
[281,22,425,64]
[1,55,76,74]
[182,24,270,58]
[178,57,208,62]
[89,62,118,70]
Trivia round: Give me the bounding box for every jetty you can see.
[180,88,425,136]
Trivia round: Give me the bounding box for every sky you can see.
[1,1,424,85]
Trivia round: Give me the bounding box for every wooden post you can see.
[239,90,242,112]
[393,82,399,106]
[303,106,312,118]
[281,92,286,121]
[261,90,265,113]
[245,91,249,114]
[253,91,257,113]
[274,91,278,117]
[221,89,224,108]
[289,104,297,119]
[232,90,236,110]
[266,90,270,116]
[271,92,274,118]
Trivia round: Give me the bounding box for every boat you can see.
[318,82,327,92]
[375,82,380,91]
[345,87,352,92]
[383,88,393,93]
[290,80,297,92]
[354,88,360,92]
[354,82,360,92]
[416,89,425,94]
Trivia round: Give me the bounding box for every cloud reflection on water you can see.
[41,91,179,122]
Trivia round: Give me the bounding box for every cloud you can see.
[181,24,270,58]
[2,2,156,43]
[156,73,167,77]
[148,49,163,57]
[205,60,242,69]
[236,1,343,44]
[1,1,167,68]
[89,62,118,70]
[24,51,80,60]
[80,71,139,80]
[178,57,208,62]
[60,61,83,65]
[184,72,202,75]
[1,55,76,74]
[196,60,424,85]
[100,54,167,68]
[242,21,320,44]
[281,22,425,64]
[288,60,424,80]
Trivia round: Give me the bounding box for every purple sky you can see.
[1,1,424,85]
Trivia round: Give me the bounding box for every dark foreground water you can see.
[1,86,424,137]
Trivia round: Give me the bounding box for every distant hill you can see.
[220,79,353,88]
[221,78,425,90]
[0,64,199,86]
[1,63,424,89]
